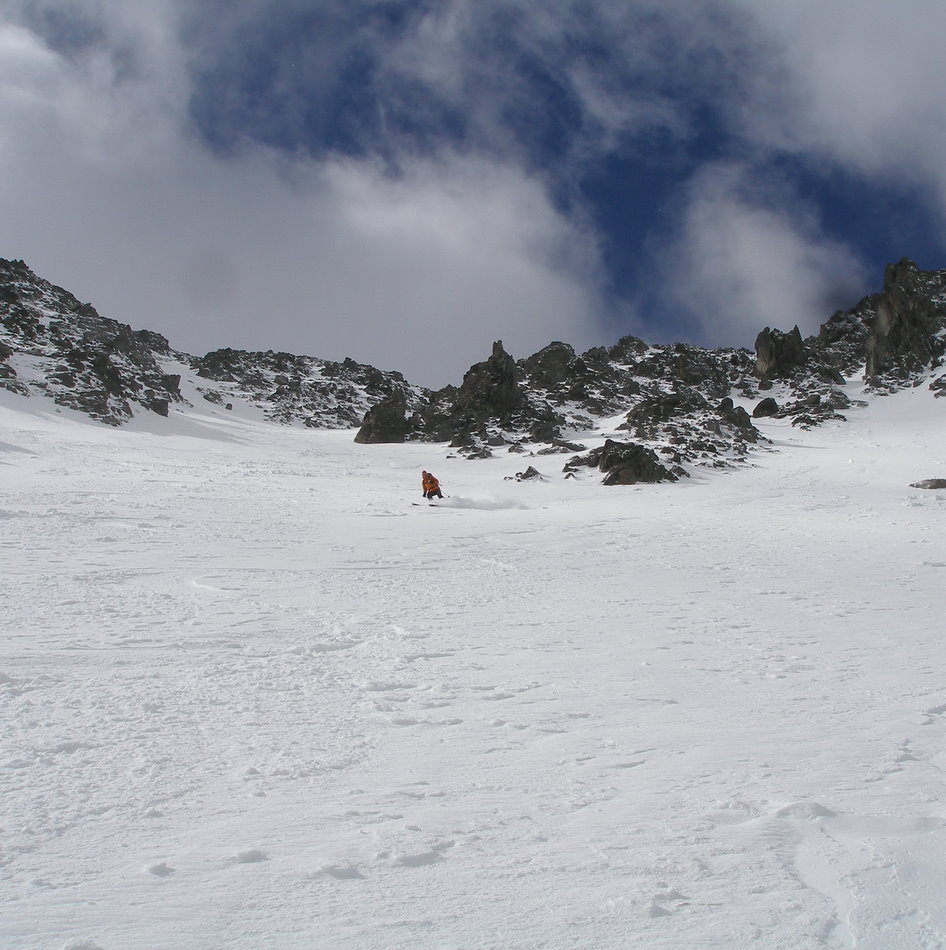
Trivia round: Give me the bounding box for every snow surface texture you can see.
[2,382,945,950]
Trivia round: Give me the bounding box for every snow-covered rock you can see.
[4,255,946,482]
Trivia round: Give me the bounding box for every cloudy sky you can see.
[2,1,945,387]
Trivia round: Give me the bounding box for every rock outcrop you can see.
[0,258,422,429]
[864,259,946,382]
[192,347,421,429]
[5,253,946,486]
[567,440,679,485]
[750,258,946,423]
[0,258,181,424]
[755,326,806,380]
[353,390,412,444]
[910,478,946,490]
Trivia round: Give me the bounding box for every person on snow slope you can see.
[421,470,443,500]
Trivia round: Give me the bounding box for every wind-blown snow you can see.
[1,382,945,949]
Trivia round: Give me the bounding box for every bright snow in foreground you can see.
[1,382,945,950]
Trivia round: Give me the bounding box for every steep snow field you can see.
[2,384,945,950]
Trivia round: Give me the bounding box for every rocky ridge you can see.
[0,258,182,423]
[3,255,945,484]
[0,258,423,429]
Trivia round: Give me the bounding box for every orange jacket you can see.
[422,472,439,493]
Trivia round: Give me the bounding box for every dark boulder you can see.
[144,395,171,417]
[753,396,779,418]
[354,391,411,443]
[910,478,946,490]
[463,445,494,459]
[716,397,756,434]
[569,439,678,485]
[755,326,806,378]
[624,388,709,427]
[536,438,586,455]
[508,465,544,481]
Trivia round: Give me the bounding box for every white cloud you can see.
[381,0,735,163]
[0,10,611,388]
[733,1,946,207]
[658,163,867,347]
[0,21,60,91]
[4,0,945,389]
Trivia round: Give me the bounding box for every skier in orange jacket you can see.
[421,470,443,500]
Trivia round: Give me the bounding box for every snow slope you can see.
[2,383,945,950]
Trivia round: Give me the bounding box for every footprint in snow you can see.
[921,702,946,724]
[394,850,444,867]
[774,801,836,820]
[392,840,455,868]
[362,679,417,692]
[231,849,268,864]
[705,800,762,824]
[649,887,690,918]
[320,864,364,879]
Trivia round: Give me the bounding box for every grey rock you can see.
[8,253,946,488]
[509,466,544,481]
[755,326,806,378]
[354,391,411,444]
[910,478,946,490]
[865,259,946,381]
[569,439,678,485]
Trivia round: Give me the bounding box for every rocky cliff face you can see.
[343,258,946,476]
[0,258,181,424]
[755,326,806,379]
[0,258,423,429]
[739,257,946,426]
[190,347,422,429]
[3,255,945,483]
[358,334,761,473]
[863,259,946,382]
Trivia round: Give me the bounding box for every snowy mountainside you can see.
[0,258,182,423]
[359,256,946,473]
[757,257,946,403]
[3,252,946,948]
[2,374,946,950]
[0,258,424,430]
[2,254,946,484]
[189,347,425,430]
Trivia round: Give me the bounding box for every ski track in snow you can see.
[2,386,946,949]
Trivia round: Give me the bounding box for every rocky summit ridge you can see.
[0,258,424,432]
[2,255,945,484]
